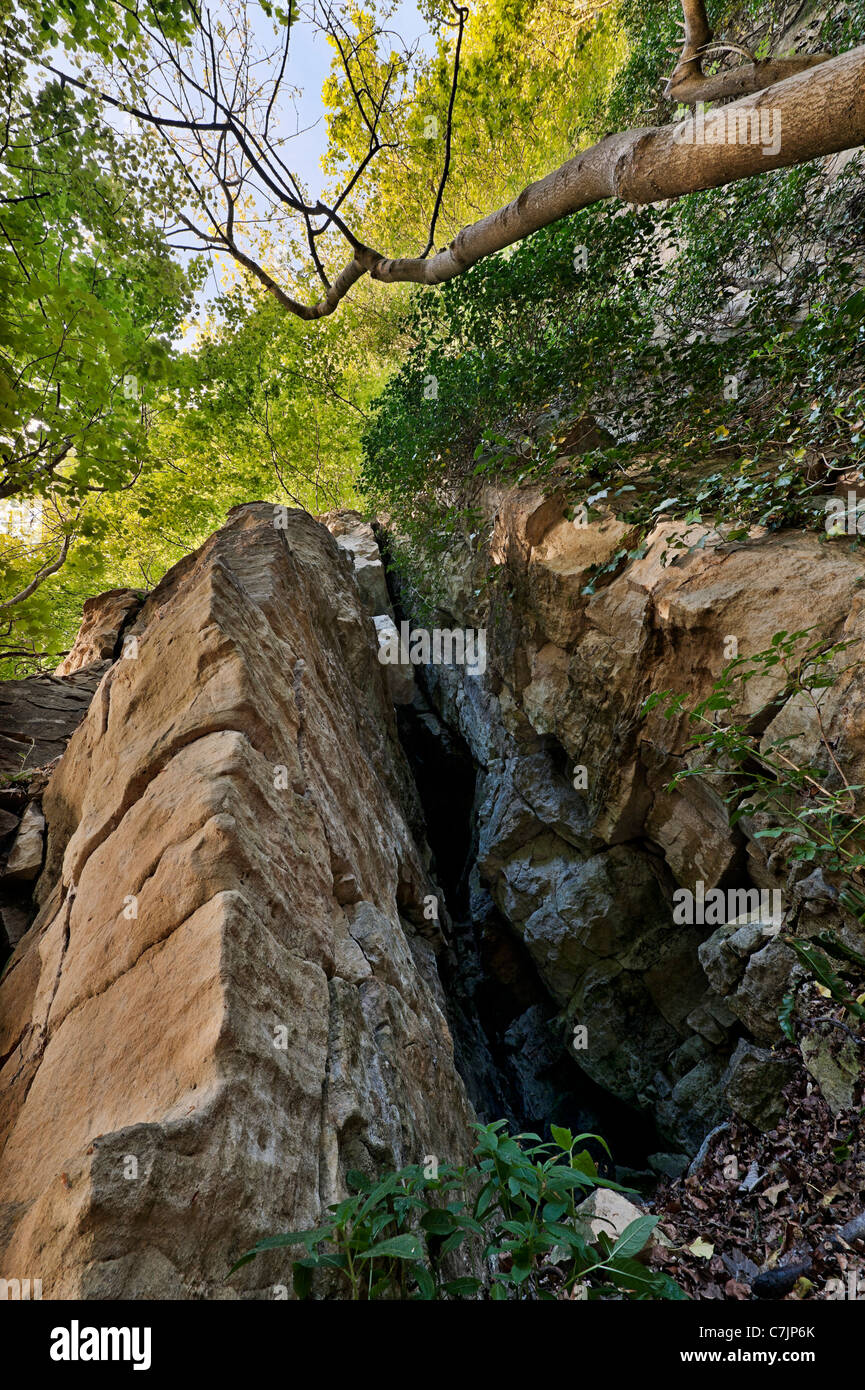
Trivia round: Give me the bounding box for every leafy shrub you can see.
[643,629,865,893]
[230,1120,686,1300]
[361,139,865,583]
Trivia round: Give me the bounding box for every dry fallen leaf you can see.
[763,1181,789,1206]
[689,1238,715,1259]
[724,1279,750,1300]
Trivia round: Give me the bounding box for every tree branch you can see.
[243,44,865,319]
[420,1,468,259]
[0,531,71,609]
[665,0,831,104]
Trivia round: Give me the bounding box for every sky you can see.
[279,3,433,192]
[179,1,435,333]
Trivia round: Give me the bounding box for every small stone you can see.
[573,1188,648,1250]
[648,1151,690,1179]
[3,802,45,881]
[801,1034,860,1115]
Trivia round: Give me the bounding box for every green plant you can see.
[643,628,865,1032]
[643,629,865,885]
[785,931,865,1031]
[360,141,865,579]
[229,1120,687,1301]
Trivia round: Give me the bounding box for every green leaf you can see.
[813,930,865,974]
[228,1228,329,1273]
[292,1260,314,1299]
[603,1255,676,1297]
[778,991,797,1042]
[357,1234,424,1262]
[413,1265,436,1300]
[550,1124,573,1151]
[420,1209,457,1235]
[443,1277,482,1298]
[609,1215,659,1261]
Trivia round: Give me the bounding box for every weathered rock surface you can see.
[323,510,393,618]
[0,667,107,775]
[401,482,865,1149]
[3,487,864,1297]
[0,505,474,1298]
[1,652,119,960]
[572,1187,649,1251]
[3,803,45,881]
[54,587,143,677]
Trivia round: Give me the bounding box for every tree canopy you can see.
[1,0,863,673]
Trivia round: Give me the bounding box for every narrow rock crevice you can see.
[395,676,661,1172]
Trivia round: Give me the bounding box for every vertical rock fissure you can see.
[385,651,661,1172]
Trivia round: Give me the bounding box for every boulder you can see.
[2,802,45,881]
[0,668,107,776]
[54,588,143,676]
[801,1034,860,1114]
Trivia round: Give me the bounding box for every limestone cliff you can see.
[393,485,865,1153]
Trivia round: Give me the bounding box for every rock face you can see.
[399,483,865,1150]
[54,587,143,677]
[3,492,863,1299]
[0,666,108,775]
[322,510,393,618]
[0,652,121,957]
[0,505,474,1298]
[3,803,45,882]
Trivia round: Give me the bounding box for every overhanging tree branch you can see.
[26,2,864,325]
[259,43,865,320]
[665,0,831,103]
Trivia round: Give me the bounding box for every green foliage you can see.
[14,0,194,57]
[230,1120,686,1300]
[148,287,367,515]
[361,140,865,584]
[0,13,202,669]
[1,282,372,675]
[0,75,198,504]
[642,629,865,883]
[320,0,627,262]
[642,629,865,1030]
[787,933,865,1024]
[5,0,865,666]
[602,0,683,129]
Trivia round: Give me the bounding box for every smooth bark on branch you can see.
[665,0,831,103]
[286,44,865,319]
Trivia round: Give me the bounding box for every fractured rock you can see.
[723,1040,796,1131]
[0,505,475,1299]
[2,802,45,881]
[54,588,143,677]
